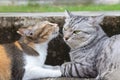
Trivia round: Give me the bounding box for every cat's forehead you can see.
[30,21,51,30]
[37,21,55,28]
[65,16,88,29]
[66,16,88,22]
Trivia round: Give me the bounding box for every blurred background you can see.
[0,0,120,66]
[0,0,119,12]
[0,0,120,5]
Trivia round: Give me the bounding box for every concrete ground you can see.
[0,11,120,17]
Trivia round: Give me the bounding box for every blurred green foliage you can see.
[0,4,119,12]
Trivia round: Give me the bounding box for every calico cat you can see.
[61,10,120,80]
[0,21,62,80]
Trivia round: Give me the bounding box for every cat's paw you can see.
[43,65,60,70]
[53,66,60,69]
[52,69,62,77]
[62,62,73,66]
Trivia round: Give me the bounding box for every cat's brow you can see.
[35,25,47,37]
[70,17,86,28]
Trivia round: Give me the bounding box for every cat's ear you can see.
[65,10,73,18]
[17,28,27,36]
[95,14,104,24]
[89,14,104,25]
[17,28,34,37]
[17,27,33,37]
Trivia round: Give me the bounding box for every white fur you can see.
[23,66,61,80]
[22,33,61,80]
[24,42,48,67]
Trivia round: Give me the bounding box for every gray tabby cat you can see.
[60,10,120,80]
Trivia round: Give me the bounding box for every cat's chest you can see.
[70,48,93,60]
[24,55,41,66]
[23,43,48,67]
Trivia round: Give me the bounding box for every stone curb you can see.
[0,11,120,17]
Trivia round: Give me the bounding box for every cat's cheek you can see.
[68,43,76,49]
[65,40,75,48]
[64,39,70,46]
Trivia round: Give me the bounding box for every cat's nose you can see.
[64,37,69,41]
[55,24,58,26]
[53,23,58,27]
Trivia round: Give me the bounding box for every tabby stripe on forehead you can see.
[71,17,86,28]
[38,25,51,38]
[69,17,76,27]
[42,30,51,37]
[69,17,74,26]
[37,24,48,37]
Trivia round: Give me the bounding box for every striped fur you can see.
[0,21,61,80]
[61,10,120,80]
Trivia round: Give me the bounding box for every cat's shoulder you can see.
[110,35,120,40]
[0,44,8,56]
[0,44,11,64]
[0,44,11,80]
[0,41,23,59]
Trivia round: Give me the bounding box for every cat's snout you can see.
[64,36,69,41]
[63,32,72,41]
[54,24,58,27]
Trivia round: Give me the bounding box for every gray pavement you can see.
[0,11,120,17]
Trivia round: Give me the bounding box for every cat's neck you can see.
[23,42,49,65]
[34,42,49,65]
[70,34,108,60]
[33,42,48,55]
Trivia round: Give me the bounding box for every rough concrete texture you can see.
[40,77,95,80]
[0,16,120,80]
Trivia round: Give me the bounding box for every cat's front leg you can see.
[43,65,60,69]
[61,62,97,77]
[23,66,62,80]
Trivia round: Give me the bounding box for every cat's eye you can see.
[29,32,33,35]
[73,30,80,34]
[28,31,34,36]
[63,27,67,31]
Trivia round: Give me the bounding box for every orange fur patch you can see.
[0,45,11,80]
[14,41,23,51]
[36,23,54,43]
[28,42,35,49]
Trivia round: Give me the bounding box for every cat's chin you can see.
[49,32,59,41]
